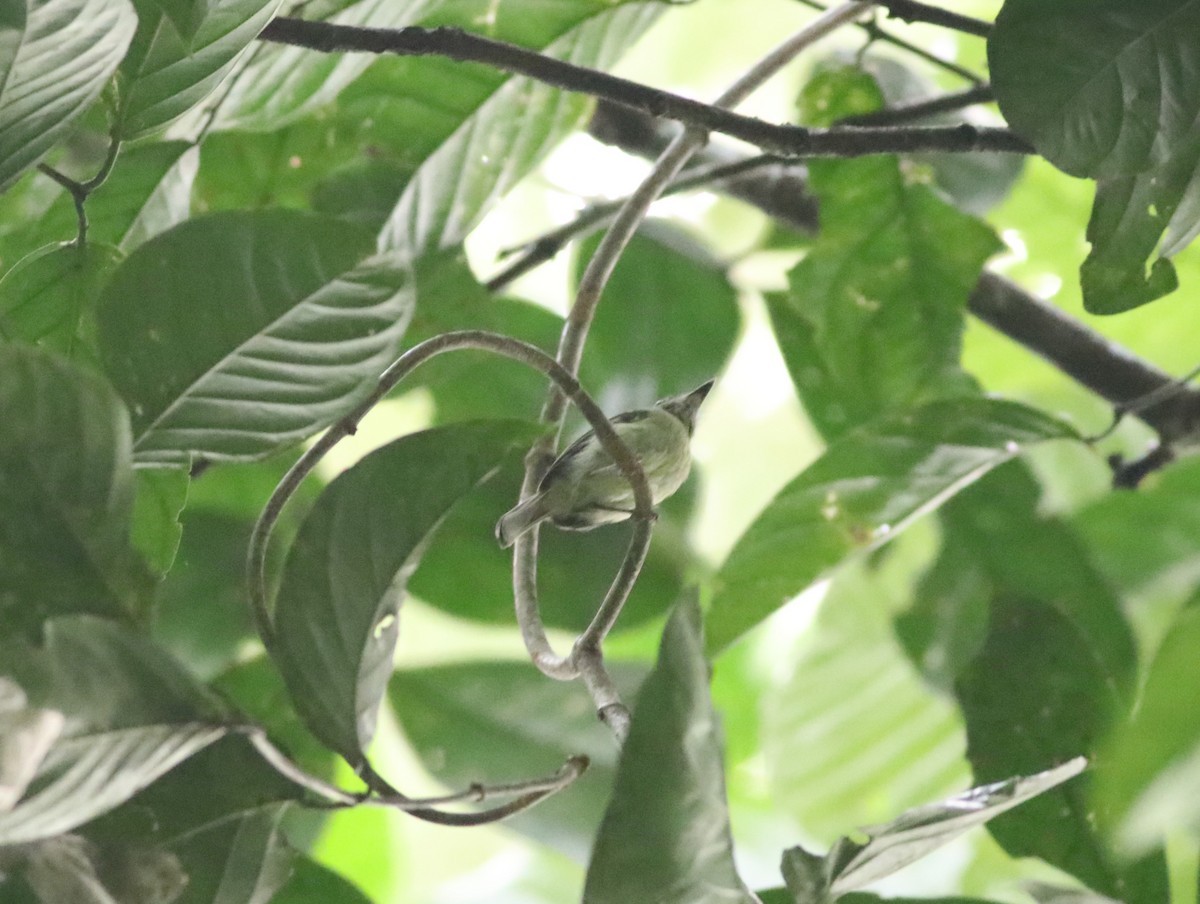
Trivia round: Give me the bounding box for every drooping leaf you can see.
[574,223,739,411]
[129,466,189,578]
[774,64,998,440]
[705,398,1078,655]
[272,420,541,764]
[96,210,415,464]
[0,0,136,190]
[376,3,662,255]
[0,242,120,361]
[0,346,154,628]
[390,661,645,861]
[116,0,283,138]
[989,0,1200,313]
[584,598,755,904]
[1095,604,1200,855]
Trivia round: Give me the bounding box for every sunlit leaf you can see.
[272,420,540,764]
[0,346,154,627]
[96,210,415,464]
[706,398,1078,654]
[0,0,136,190]
[584,597,755,904]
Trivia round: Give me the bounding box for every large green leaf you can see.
[705,398,1078,655]
[272,856,373,904]
[584,598,755,904]
[168,804,293,904]
[0,0,136,190]
[96,210,415,464]
[0,616,228,844]
[0,242,119,361]
[390,661,645,860]
[989,0,1200,313]
[1095,603,1200,855]
[272,420,540,764]
[955,600,1166,904]
[574,223,739,411]
[116,0,283,138]
[0,346,154,628]
[774,65,998,441]
[376,3,661,255]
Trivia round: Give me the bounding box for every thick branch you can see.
[258,17,1030,158]
[587,103,1200,446]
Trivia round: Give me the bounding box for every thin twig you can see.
[35,131,122,246]
[246,330,653,670]
[258,17,1031,158]
[838,84,994,127]
[872,0,991,37]
[358,757,587,825]
[486,155,784,293]
[794,0,984,84]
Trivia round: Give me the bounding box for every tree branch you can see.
[873,0,992,37]
[257,17,1031,158]
[587,102,1200,448]
[838,84,995,127]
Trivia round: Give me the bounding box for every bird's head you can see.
[658,380,714,435]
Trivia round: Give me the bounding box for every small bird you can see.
[495,380,714,548]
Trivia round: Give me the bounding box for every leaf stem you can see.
[35,130,122,247]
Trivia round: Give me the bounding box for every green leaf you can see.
[1072,454,1200,604]
[955,600,1166,903]
[705,398,1078,655]
[271,856,372,904]
[1095,604,1200,855]
[989,0,1200,313]
[0,242,120,361]
[376,3,662,254]
[390,661,644,860]
[821,759,1087,896]
[0,616,228,844]
[129,466,189,578]
[117,0,283,138]
[0,142,199,261]
[989,0,1200,179]
[583,598,755,904]
[272,420,541,764]
[96,210,415,464]
[763,554,969,843]
[168,805,293,904]
[773,65,999,441]
[0,346,154,628]
[937,464,1138,703]
[0,723,227,845]
[0,0,136,190]
[575,223,739,410]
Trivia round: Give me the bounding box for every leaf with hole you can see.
[97,210,415,465]
[272,420,542,764]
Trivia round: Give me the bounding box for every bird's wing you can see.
[539,410,653,488]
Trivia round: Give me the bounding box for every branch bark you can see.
[587,101,1200,446]
[257,17,1030,158]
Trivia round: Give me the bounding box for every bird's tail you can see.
[495,493,549,548]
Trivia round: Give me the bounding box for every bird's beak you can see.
[664,379,714,432]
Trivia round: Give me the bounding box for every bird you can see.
[495,380,714,548]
